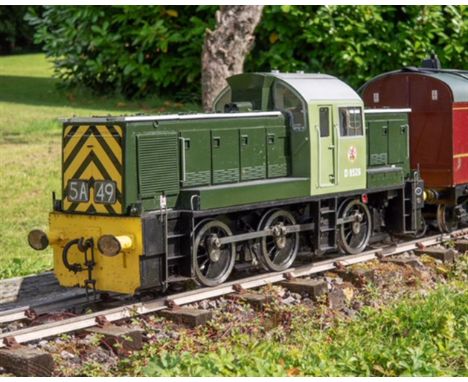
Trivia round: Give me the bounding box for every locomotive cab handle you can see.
[179,137,187,183]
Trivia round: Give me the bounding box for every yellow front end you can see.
[49,212,143,294]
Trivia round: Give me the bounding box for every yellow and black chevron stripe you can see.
[62,125,124,214]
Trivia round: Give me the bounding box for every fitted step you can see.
[167,233,186,239]
[319,245,337,252]
[167,255,186,261]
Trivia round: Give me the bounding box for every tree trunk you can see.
[201,5,264,111]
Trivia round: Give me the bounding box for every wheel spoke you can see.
[350,232,362,248]
[267,245,275,257]
[206,259,221,279]
[199,258,209,271]
[204,262,212,277]
[345,229,353,241]
[274,242,292,265]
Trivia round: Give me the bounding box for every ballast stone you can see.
[328,288,346,310]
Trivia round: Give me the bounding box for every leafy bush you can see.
[27,5,468,99]
[248,5,468,88]
[26,6,216,99]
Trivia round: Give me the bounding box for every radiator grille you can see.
[137,133,179,198]
[268,163,288,178]
[213,168,240,184]
[185,170,211,186]
[241,165,266,181]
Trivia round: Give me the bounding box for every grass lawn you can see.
[0,53,197,278]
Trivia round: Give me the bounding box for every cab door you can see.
[317,106,336,187]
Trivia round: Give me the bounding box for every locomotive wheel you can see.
[192,219,236,287]
[256,209,299,272]
[437,204,458,233]
[338,199,372,254]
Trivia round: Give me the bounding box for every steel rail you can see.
[0,295,86,325]
[0,307,29,324]
[0,228,466,348]
[0,291,114,325]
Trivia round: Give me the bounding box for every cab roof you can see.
[270,72,361,102]
[227,72,361,104]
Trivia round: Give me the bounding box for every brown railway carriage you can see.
[360,66,468,231]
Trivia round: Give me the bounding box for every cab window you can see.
[339,107,363,136]
[274,82,306,131]
[213,87,232,112]
[319,107,330,137]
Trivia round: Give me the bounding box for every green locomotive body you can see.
[29,72,424,294]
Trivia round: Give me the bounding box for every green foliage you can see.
[142,283,468,376]
[248,5,468,88]
[27,5,467,98]
[26,6,216,99]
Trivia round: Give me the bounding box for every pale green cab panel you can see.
[311,105,336,187]
[309,101,367,196]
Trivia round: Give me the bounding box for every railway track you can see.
[0,228,466,349]
[0,272,125,324]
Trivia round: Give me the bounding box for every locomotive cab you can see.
[215,72,367,196]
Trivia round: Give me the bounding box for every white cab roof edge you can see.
[61,111,283,124]
[123,111,282,122]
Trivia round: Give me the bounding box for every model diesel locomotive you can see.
[28,71,429,295]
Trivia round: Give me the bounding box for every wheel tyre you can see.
[337,199,372,255]
[257,209,299,272]
[192,219,236,287]
[253,209,279,271]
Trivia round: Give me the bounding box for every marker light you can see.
[98,235,133,257]
[361,194,369,204]
[28,230,49,251]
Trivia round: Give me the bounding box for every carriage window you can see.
[274,82,306,131]
[319,107,330,137]
[339,107,363,136]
